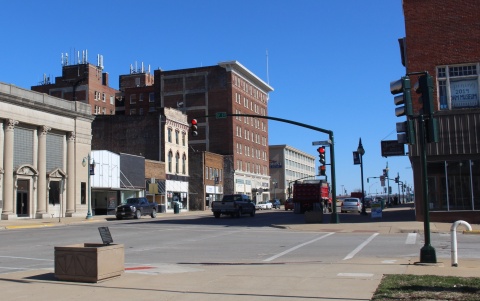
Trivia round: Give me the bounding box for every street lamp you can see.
[272,179,277,200]
[357,138,367,215]
[82,154,95,219]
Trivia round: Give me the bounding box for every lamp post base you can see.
[330,213,340,223]
[86,213,93,219]
[420,245,437,263]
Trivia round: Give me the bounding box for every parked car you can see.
[285,198,294,210]
[271,199,281,209]
[340,197,362,213]
[256,201,273,210]
[363,197,374,208]
[116,197,158,219]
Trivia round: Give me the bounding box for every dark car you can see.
[363,197,374,208]
[285,198,294,211]
[116,197,158,220]
[271,199,281,209]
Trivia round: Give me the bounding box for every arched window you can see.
[182,154,187,174]
[168,151,173,172]
[167,128,172,143]
[175,152,180,174]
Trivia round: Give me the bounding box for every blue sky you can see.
[0,0,410,196]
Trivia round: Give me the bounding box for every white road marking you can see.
[405,233,417,244]
[382,260,397,264]
[263,232,335,262]
[0,255,53,261]
[343,233,379,260]
[338,272,374,278]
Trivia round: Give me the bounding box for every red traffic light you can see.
[190,119,198,137]
[317,146,325,154]
[320,165,326,176]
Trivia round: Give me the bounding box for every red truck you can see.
[292,180,331,213]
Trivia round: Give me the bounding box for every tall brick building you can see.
[120,61,274,202]
[31,51,118,115]
[401,0,480,223]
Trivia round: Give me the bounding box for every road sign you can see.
[312,140,331,146]
[381,140,405,157]
[216,112,227,119]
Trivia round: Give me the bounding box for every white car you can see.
[255,201,273,210]
[341,198,362,213]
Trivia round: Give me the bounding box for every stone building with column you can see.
[0,82,94,220]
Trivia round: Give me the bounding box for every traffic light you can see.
[391,76,415,145]
[391,76,413,118]
[415,74,439,143]
[317,146,326,165]
[320,165,326,176]
[396,120,416,145]
[190,119,198,136]
[394,176,399,184]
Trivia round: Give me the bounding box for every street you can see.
[1,209,479,276]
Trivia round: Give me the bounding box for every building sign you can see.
[451,80,479,108]
[381,140,405,157]
[269,160,283,168]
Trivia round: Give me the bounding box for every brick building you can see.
[121,61,274,202]
[92,108,190,212]
[31,51,118,115]
[189,151,224,210]
[401,0,480,223]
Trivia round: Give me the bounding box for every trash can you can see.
[159,204,166,213]
[174,202,180,214]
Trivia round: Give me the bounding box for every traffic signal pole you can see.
[207,113,340,223]
[390,71,437,264]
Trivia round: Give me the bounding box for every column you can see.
[36,125,50,219]
[65,132,75,216]
[2,119,18,220]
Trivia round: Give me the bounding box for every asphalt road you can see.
[1,209,479,276]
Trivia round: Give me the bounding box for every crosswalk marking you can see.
[405,233,417,244]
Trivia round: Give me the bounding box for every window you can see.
[437,64,479,110]
[139,93,144,101]
[130,94,136,104]
[167,128,172,142]
[182,132,186,146]
[182,154,186,174]
[102,93,106,102]
[205,166,209,179]
[168,151,173,172]
[110,95,114,105]
[175,130,179,144]
[175,153,179,173]
[81,182,86,204]
[149,93,155,102]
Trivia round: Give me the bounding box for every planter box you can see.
[304,211,323,223]
[54,243,124,283]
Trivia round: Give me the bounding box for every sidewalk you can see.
[0,204,479,301]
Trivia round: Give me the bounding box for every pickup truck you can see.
[211,194,256,218]
[115,197,158,220]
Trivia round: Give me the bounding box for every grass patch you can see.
[371,274,480,301]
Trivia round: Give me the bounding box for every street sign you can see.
[381,140,405,157]
[216,112,227,119]
[312,140,331,146]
